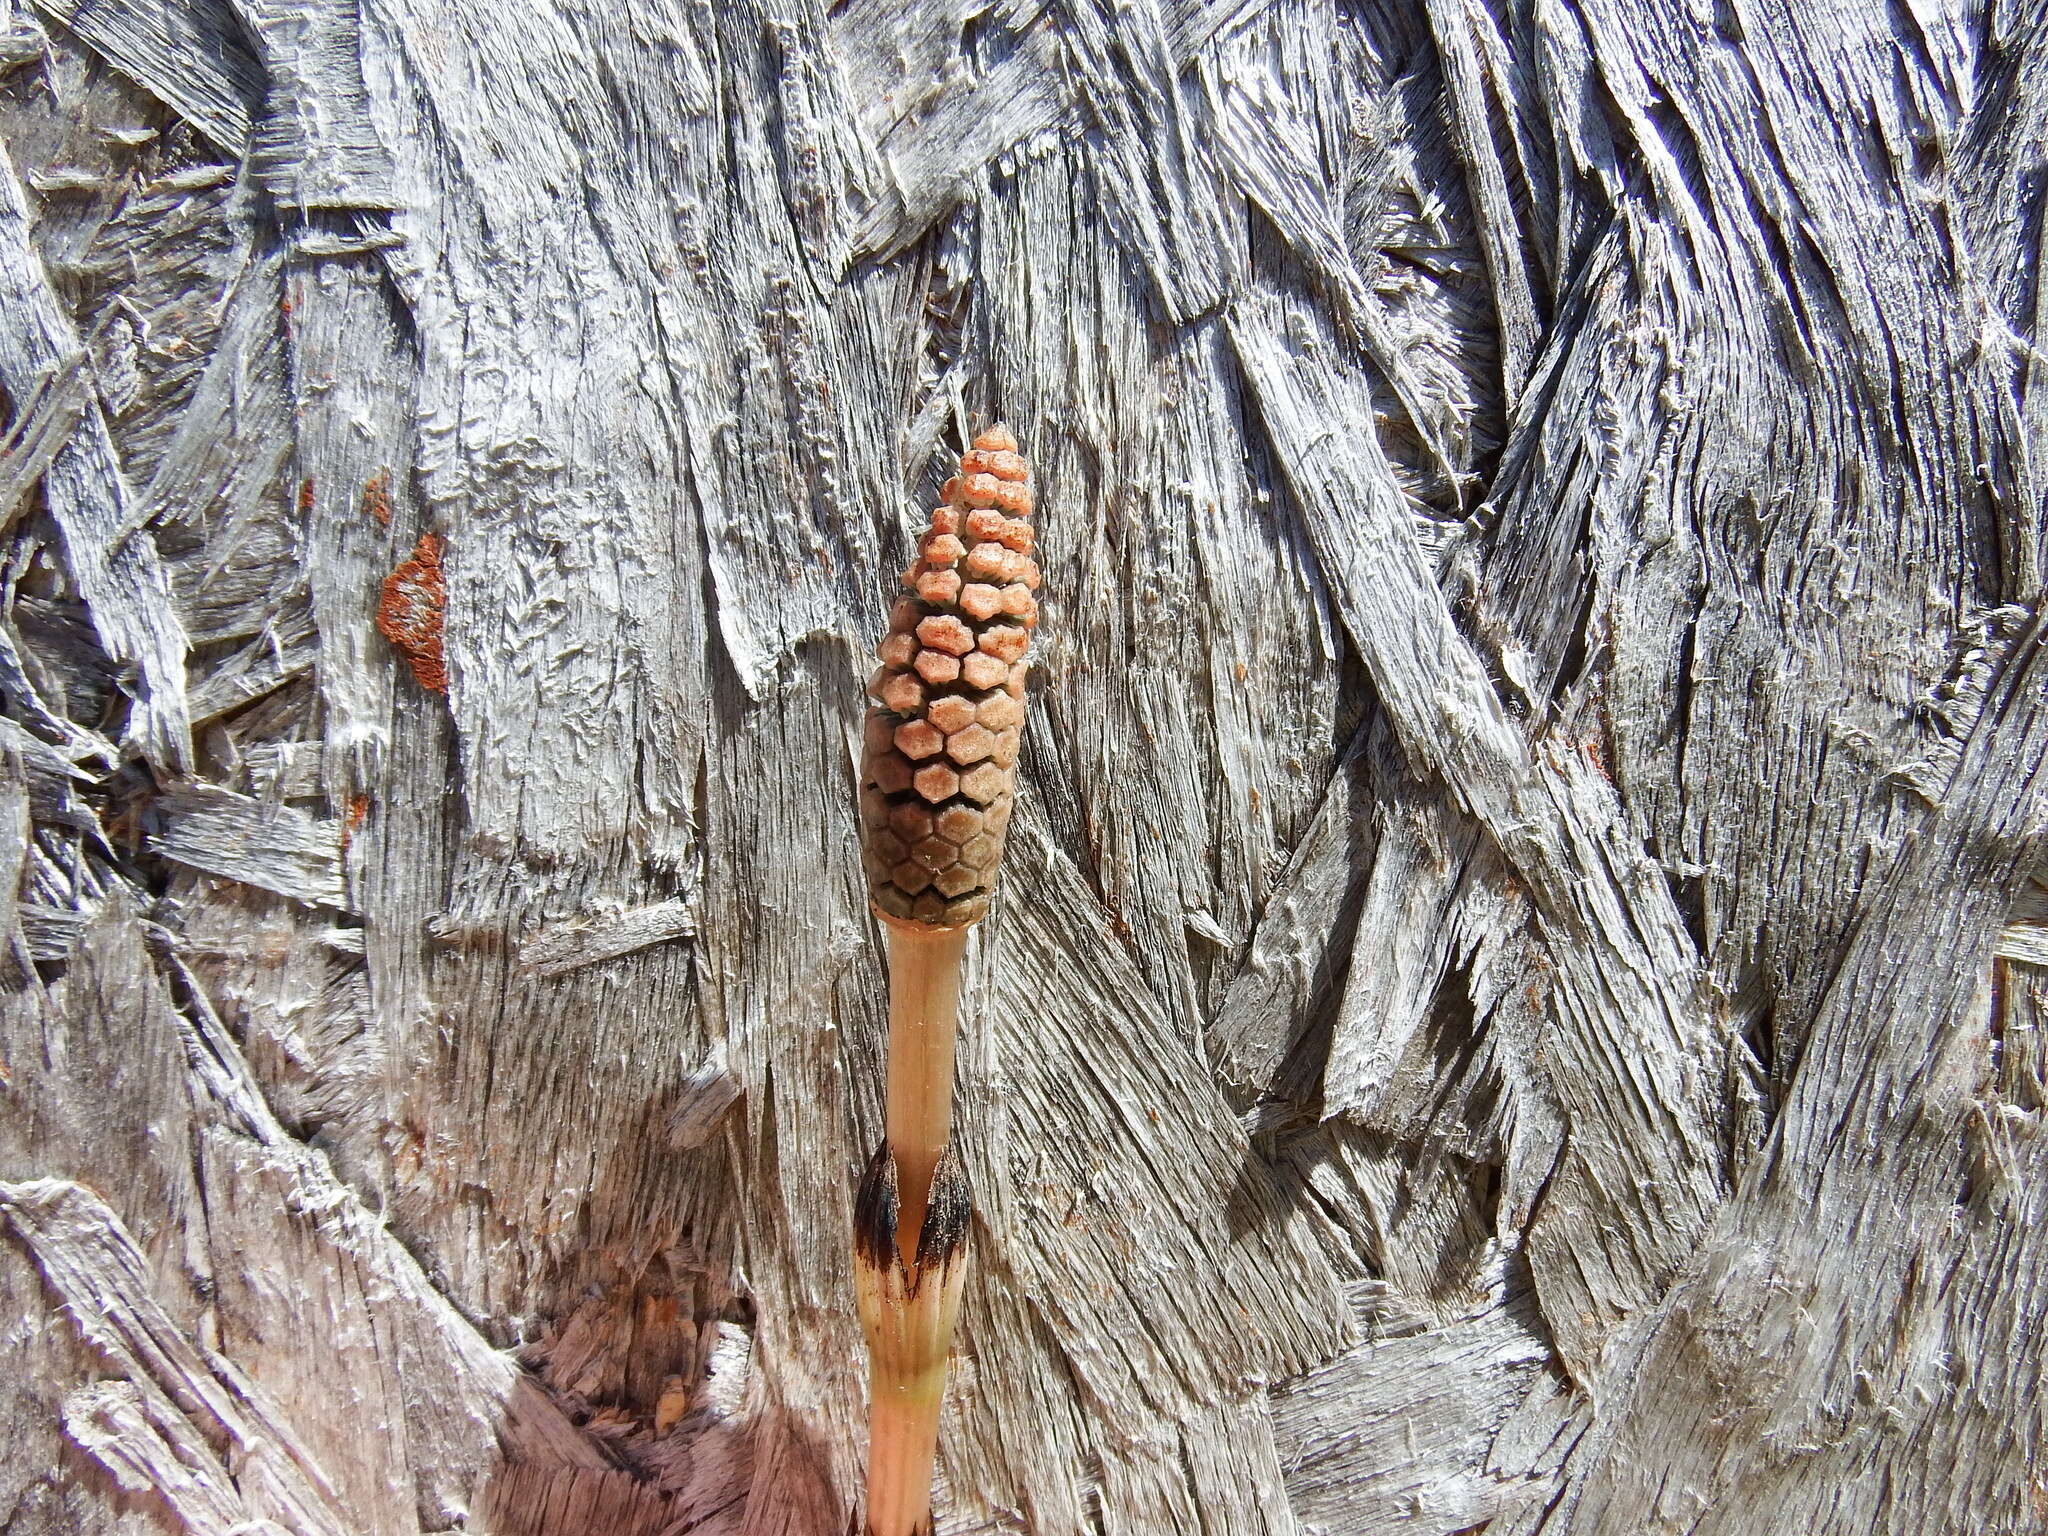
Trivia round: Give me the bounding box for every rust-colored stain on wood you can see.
[340,793,371,856]
[376,533,447,693]
[362,470,393,527]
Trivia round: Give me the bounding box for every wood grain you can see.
[1,0,2042,1531]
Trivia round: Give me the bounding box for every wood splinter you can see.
[854,424,1038,1536]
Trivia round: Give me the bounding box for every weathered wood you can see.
[2,0,2044,1531]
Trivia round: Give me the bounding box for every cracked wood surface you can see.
[0,0,2044,1533]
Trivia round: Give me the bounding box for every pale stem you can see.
[882,919,969,1263]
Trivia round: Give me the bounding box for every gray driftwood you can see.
[1,0,2044,1532]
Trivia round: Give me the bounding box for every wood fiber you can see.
[0,0,2042,1531]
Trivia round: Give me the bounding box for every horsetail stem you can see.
[853,425,1038,1536]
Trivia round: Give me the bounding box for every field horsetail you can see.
[854,426,1038,1536]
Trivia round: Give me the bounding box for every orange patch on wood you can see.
[340,793,370,856]
[376,533,447,692]
[362,470,393,526]
[297,477,316,515]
